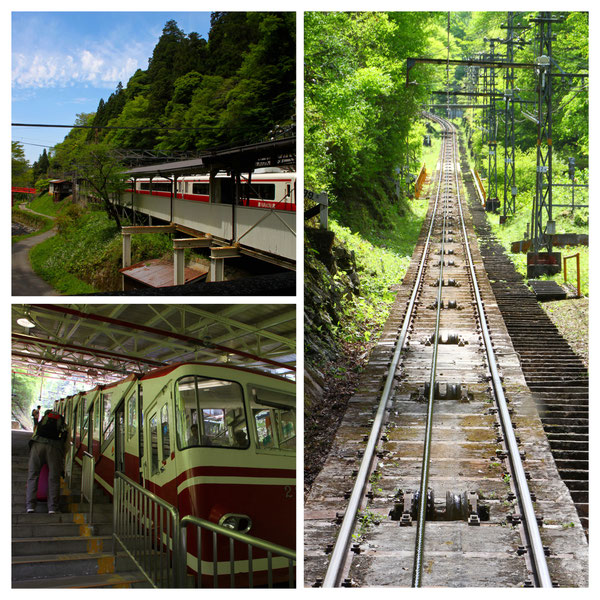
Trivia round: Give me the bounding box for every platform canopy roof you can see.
[12,304,296,387]
[125,137,296,178]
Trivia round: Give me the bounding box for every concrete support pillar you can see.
[174,248,186,286]
[122,233,131,268]
[210,258,225,282]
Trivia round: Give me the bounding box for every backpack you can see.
[35,411,65,441]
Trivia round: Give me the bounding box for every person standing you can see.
[31,405,41,430]
[25,410,69,514]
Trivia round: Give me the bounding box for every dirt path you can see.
[12,206,59,296]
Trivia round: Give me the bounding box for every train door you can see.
[79,398,89,453]
[72,400,79,445]
[90,395,101,459]
[77,389,96,456]
[65,397,77,484]
[123,386,143,484]
[143,395,176,506]
[114,401,125,474]
[217,177,235,204]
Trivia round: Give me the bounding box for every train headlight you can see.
[219,513,252,534]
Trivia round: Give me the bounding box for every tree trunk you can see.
[102,195,122,229]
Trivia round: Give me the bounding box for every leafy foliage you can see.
[305,12,438,236]
[11,141,31,186]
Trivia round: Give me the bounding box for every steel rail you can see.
[411,124,451,587]
[321,120,449,588]
[446,117,553,588]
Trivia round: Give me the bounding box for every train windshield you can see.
[175,376,249,450]
[251,387,296,452]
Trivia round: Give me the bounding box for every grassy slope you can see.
[28,194,69,217]
[29,204,174,294]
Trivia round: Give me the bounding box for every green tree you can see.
[219,12,296,144]
[12,141,31,186]
[74,141,128,228]
[104,95,158,150]
[32,148,50,181]
[11,372,40,427]
[305,12,435,231]
[207,12,257,76]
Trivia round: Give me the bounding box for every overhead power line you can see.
[12,123,218,131]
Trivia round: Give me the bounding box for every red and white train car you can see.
[129,170,296,212]
[119,169,297,262]
[58,362,296,585]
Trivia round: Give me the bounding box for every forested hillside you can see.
[45,12,295,178]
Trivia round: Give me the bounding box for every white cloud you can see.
[12,45,143,90]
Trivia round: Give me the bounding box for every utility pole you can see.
[528,11,563,277]
[484,38,501,212]
[481,52,488,154]
[501,12,517,221]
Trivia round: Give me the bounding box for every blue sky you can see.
[11,11,212,164]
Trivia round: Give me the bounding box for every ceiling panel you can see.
[12,303,296,386]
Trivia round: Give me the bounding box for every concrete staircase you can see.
[12,430,150,588]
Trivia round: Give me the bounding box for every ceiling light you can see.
[17,318,35,328]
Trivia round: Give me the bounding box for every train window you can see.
[253,409,275,448]
[161,403,170,458]
[242,183,275,200]
[102,392,113,440]
[80,405,89,446]
[192,182,210,195]
[150,413,159,475]
[175,376,249,450]
[251,387,295,452]
[139,387,144,464]
[93,399,100,444]
[278,409,296,449]
[72,404,78,443]
[139,181,171,193]
[127,392,137,440]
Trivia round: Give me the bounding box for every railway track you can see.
[304,115,588,588]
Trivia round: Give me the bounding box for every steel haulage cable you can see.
[411,124,451,588]
[321,120,449,588]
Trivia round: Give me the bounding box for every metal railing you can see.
[415,163,427,198]
[178,515,295,588]
[112,472,296,588]
[112,472,180,588]
[472,168,487,205]
[80,451,95,522]
[564,252,582,297]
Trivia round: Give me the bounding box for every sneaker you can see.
[48,510,57,514]
[26,508,35,513]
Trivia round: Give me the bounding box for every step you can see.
[12,508,113,527]
[11,499,96,513]
[12,551,136,581]
[12,520,113,538]
[13,535,113,556]
[12,571,149,589]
